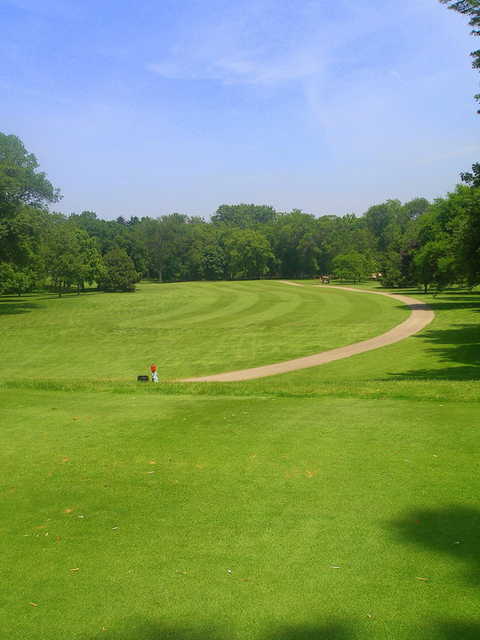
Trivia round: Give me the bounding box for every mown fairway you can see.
[1,281,479,640]
[0,281,407,381]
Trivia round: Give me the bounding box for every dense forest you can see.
[1,130,479,296]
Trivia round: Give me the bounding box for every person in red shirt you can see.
[150,363,158,383]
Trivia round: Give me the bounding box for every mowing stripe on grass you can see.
[180,284,434,382]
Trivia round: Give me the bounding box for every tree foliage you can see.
[98,248,139,292]
[3,132,480,300]
[332,252,372,283]
[46,222,104,296]
[0,133,61,217]
[212,204,277,227]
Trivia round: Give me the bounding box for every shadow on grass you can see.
[390,323,480,381]
[84,620,223,640]
[0,289,103,314]
[267,624,354,639]
[391,366,480,381]
[399,301,480,312]
[0,299,42,315]
[390,505,480,585]
[84,619,355,640]
[436,621,480,640]
[83,616,480,639]
[389,506,480,638]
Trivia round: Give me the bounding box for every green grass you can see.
[0,281,407,381]
[1,281,479,639]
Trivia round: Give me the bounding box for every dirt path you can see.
[180,283,435,382]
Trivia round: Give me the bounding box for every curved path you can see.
[180,283,434,382]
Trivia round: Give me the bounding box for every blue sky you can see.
[1,0,479,219]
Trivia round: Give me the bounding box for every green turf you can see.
[0,280,407,381]
[1,281,479,639]
[241,284,480,403]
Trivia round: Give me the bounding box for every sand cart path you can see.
[180,283,435,382]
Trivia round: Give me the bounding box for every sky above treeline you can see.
[1,0,479,219]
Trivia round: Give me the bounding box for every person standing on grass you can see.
[150,363,158,383]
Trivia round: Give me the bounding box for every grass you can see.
[0,281,407,381]
[1,280,479,639]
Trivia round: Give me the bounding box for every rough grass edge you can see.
[1,378,478,404]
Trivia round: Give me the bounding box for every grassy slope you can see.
[0,281,407,381]
[243,285,480,403]
[1,281,479,640]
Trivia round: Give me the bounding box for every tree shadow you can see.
[390,366,480,381]
[389,324,480,380]
[390,505,480,585]
[436,621,480,640]
[0,300,42,315]
[389,506,480,637]
[266,623,354,639]
[83,619,223,640]
[0,290,100,314]
[398,301,480,312]
[79,600,480,639]
[391,288,479,299]
[83,618,355,640]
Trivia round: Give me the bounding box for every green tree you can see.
[222,228,274,279]
[46,222,105,296]
[270,210,320,277]
[0,133,60,219]
[424,185,480,285]
[200,245,226,280]
[363,200,403,253]
[0,133,61,284]
[460,161,480,186]
[9,267,33,296]
[0,262,15,294]
[0,206,52,279]
[332,252,371,282]
[413,237,456,293]
[98,248,139,292]
[0,263,34,296]
[135,214,193,282]
[0,264,34,295]
[189,225,226,280]
[212,204,277,228]
[401,197,431,221]
[71,211,148,275]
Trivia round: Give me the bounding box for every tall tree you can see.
[0,133,61,282]
[221,228,274,279]
[427,184,480,285]
[332,252,372,283]
[46,222,104,296]
[98,248,139,292]
[0,133,60,219]
[413,237,456,293]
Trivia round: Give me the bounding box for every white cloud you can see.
[145,0,445,89]
[146,1,335,86]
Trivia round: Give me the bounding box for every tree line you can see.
[1,131,480,296]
